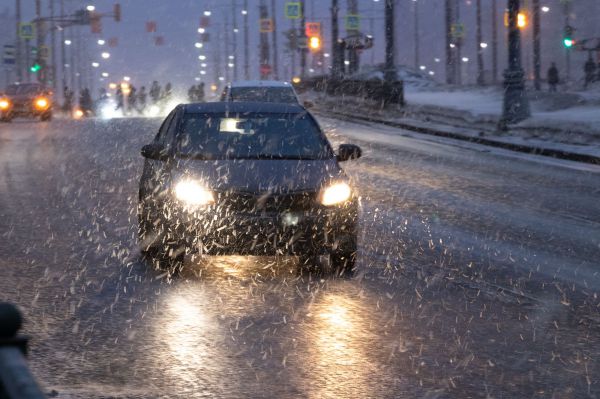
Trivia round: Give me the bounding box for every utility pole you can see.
[60,0,66,93]
[492,0,498,84]
[50,0,57,90]
[347,0,359,74]
[243,0,250,79]
[445,0,455,84]
[476,0,484,85]
[331,0,341,79]
[291,18,297,79]
[299,0,306,78]
[271,0,279,80]
[454,0,461,85]
[384,0,396,82]
[259,0,270,79]
[563,1,571,82]
[232,0,238,81]
[502,0,530,124]
[35,0,43,84]
[225,9,230,82]
[414,0,420,71]
[532,0,541,90]
[15,0,23,82]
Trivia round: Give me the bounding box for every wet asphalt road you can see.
[0,116,599,398]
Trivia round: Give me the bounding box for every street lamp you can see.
[91,62,99,68]
[101,52,110,59]
[502,0,530,124]
[195,42,203,48]
[86,5,95,11]
[64,39,72,45]
[97,39,105,45]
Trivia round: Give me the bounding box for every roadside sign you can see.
[260,64,272,75]
[285,2,301,19]
[260,18,273,33]
[451,23,465,39]
[345,15,360,31]
[19,23,35,40]
[146,21,157,33]
[200,16,210,28]
[297,37,308,49]
[305,22,320,37]
[3,45,15,65]
[39,45,50,60]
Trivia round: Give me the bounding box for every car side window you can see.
[163,109,181,147]
[154,111,175,143]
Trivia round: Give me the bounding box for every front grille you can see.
[216,191,317,214]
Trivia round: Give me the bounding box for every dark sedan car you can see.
[138,102,362,273]
[0,83,53,122]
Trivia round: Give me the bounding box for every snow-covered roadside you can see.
[305,84,600,162]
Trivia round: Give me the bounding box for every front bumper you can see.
[152,199,358,256]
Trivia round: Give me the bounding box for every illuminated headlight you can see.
[35,97,49,109]
[320,182,352,206]
[174,180,215,207]
[0,99,10,110]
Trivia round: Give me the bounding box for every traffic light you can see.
[563,25,575,48]
[30,63,41,73]
[309,36,321,51]
[114,3,121,22]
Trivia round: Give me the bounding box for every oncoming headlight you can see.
[174,180,215,207]
[35,97,49,109]
[320,182,352,206]
[0,99,10,110]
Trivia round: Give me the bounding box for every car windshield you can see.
[230,87,297,103]
[177,112,331,160]
[5,84,42,95]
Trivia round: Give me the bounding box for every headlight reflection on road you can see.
[301,292,373,398]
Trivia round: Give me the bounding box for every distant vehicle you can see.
[0,83,53,122]
[220,80,301,105]
[138,102,362,273]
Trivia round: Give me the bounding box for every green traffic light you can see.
[30,63,41,73]
[563,38,574,48]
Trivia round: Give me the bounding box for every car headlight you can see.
[34,97,49,109]
[0,99,10,110]
[174,180,215,206]
[320,182,352,206]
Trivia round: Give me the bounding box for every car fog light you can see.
[174,180,215,207]
[282,212,300,226]
[320,182,351,206]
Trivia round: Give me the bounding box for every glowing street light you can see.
[123,76,131,82]
[241,9,248,15]
[91,62,99,67]
[203,11,211,16]
[86,5,95,11]
[101,52,110,59]
[97,39,105,45]
[101,72,109,77]
[198,55,206,60]
[480,42,488,48]
[195,42,203,48]
[198,28,205,34]
[541,6,550,13]
[64,39,72,45]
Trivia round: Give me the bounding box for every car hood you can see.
[172,158,343,193]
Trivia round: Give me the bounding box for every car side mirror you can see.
[303,100,314,109]
[141,143,169,161]
[337,144,362,162]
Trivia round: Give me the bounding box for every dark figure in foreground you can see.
[547,63,559,92]
[129,85,137,114]
[150,81,161,105]
[79,88,93,115]
[63,86,73,113]
[115,87,124,111]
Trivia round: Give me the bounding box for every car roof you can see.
[183,101,306,114]
[228,80,293,88]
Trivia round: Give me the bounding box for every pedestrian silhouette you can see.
[547,63,559,92]
[584,56,596,89]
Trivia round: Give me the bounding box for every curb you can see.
[316,109,600,165]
